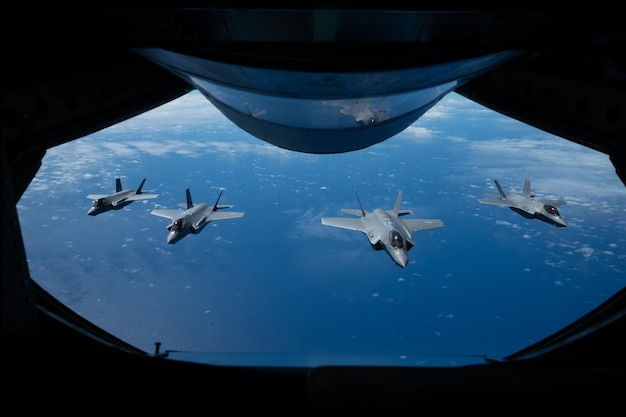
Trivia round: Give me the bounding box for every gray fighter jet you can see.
[151,188,244,244]
[87,178,159,216]
[478,179,567,227]
[321,191,444,268]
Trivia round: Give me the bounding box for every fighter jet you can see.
[87,178,159,216]
[321,191,444,268]
[323,98,390,126]
[151,188,244,244]
[478,179,567,227]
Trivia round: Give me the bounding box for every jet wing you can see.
[207,211,245,221]
[321,217,365,233]
[193,211,244,230]
[111,193,158,207]
[340,209,365,216]
[150,209,184,220]
[126,193,159,201]
[477,199,512,206]
[543,199,567,206]
[402,219,444,232]
[86,194,109,200]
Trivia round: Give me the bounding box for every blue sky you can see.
[17,90,626,365]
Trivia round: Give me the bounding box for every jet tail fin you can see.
[494,180,507,199]
[136,178,147,194]
[115,178,123,193]
[522,179,532,198]
[355,190,366,217]
[185,188,194,209]
[393,190,403,216]
[212,189,225,212]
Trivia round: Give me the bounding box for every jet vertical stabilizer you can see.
[494,180,507,199]
[393,191,403,216]
[355,191,366,218]
[212,189,225,211]
[522,179,532,198]
[135,178,147,194]
[185,188,194,209]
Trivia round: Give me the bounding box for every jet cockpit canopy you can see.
[170,219,185,232]
[389,230,405,249]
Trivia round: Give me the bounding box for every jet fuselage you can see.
[321,191,444,268]
[478,180,567,227]
[88,190,135,216]
[166,203,211,244]
[366,209,414,268]
[503,194,567,227]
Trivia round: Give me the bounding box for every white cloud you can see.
[397,126,438,143]
[576,246,596,259]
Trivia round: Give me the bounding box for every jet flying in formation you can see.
[478,179,568,227]
[151,188,245,244]
[321,191,444,268]
[87,178,159,216]
[87,177,564,255]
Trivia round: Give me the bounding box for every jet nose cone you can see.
[394,251,409,268]
[166,232,178,244]
[87,208,97,216]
